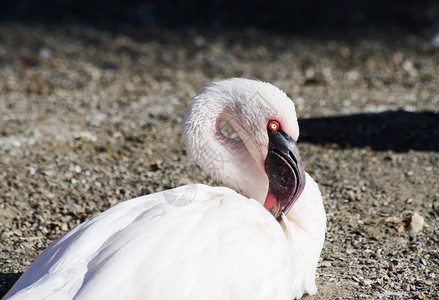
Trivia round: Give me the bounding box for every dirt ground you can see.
[1,2,439,299]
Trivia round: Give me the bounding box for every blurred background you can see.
[1,0,438,31]
[1,1,439,299]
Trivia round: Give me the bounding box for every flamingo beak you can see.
[263,129,306,220]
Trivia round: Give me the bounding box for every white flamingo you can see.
[4,78,326,300]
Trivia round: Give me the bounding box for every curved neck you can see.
[183,93,268,203]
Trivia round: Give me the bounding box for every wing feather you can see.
[6,185,293,300]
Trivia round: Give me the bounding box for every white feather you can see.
[6,185,294,300]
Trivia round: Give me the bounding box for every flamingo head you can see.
[184,78,306,220]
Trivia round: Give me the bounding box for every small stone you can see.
[385,216,402,223]
[12,230,22,237]
[388,263,396,272]
[409,212,424,233]
[39,48,51,59]
[111,131,122,139]
[320,261,332,268]
[0,231,10,240]
[361,279,373,286]
[347,190,356,201]
[305,68,315,80]
[375,248,383,258]
[44,170,55,177]
[397,224,406,233]
[28,167,37,175]
[402,60,418,77]
[61,223,69,231]
[60,215,72,223]
[422,279,433,286]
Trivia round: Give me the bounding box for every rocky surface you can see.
[1,3,439,298]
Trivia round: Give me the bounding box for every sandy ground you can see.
[1,3,439,298]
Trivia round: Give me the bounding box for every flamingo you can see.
[4,78,326,300]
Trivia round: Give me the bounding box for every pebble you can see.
[320,261,332,268]
[347,190,357,201]
[409,212,424,233]
[385,216,402,223]
[402,60,418,77]
[361,279,373,287]
[0,231,10,240]
[28,167,37,175]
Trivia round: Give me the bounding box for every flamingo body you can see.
[5,78,326,300]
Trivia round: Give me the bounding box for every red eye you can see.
[268,120,280,131]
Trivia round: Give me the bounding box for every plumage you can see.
[5,78,326,300]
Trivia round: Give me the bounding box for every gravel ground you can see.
[1,3,439,298]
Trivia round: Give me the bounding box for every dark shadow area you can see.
[299,110,439,152]
[0,272,22,298]
[0,0,438,33]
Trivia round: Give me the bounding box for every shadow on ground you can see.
[0,273,22,297]
[299,110,439,152]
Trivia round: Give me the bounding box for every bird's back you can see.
[5,184,293,300]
